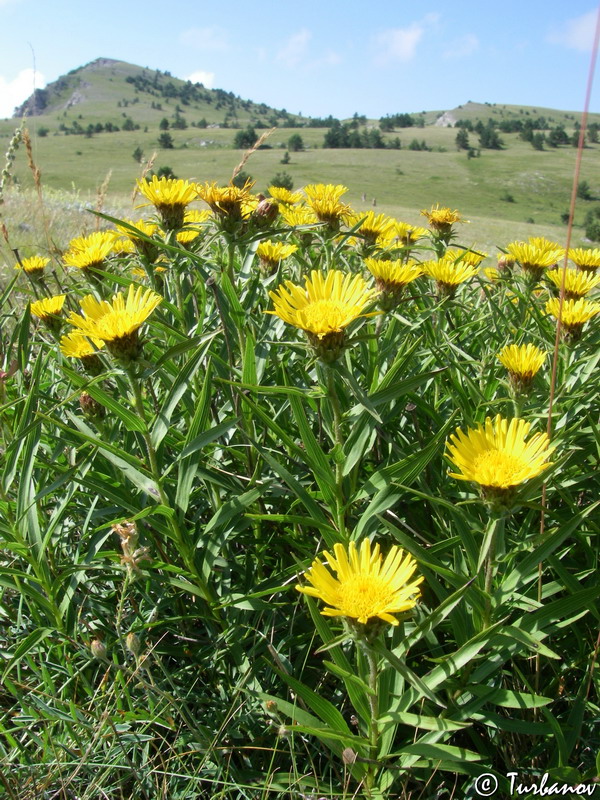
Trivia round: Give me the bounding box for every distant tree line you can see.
[379,113,421,131]
[323,120,386,148]
[455,116,599,151]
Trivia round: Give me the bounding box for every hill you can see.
[11,57,304,129]
[1,58,600,256]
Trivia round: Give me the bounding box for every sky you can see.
[1,0,599,120]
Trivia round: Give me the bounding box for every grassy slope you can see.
[1,61,599,259]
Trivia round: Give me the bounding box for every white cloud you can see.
[0,68,46,120]
[547,10,598,51]
[180,26,230,52]
[372,14,439,65]
[276,28,311,68]
[186,70,215,88]
[443,33,479,59]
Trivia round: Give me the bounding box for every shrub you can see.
[269,171,294,190]
[231,170,253,189]
[577,180,593,200]
[233,126,258,149]
[288,133,304,152]
[158,132,174,149]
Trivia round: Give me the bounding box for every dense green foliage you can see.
[0,170,599,799]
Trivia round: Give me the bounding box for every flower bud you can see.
[90,638,107,659]
[79,392,105,422]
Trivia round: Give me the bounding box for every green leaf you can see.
[377,711,470,732]
[2,627,54,681]
[467,685,553,709]
[151,342,208,448]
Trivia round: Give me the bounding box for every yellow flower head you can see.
[67,285,162,362]
[352,211,397,244]
[545,297,600,341]
[296,538,423,626]
[256,240,298,274]
[60,331,105,358]
[111,237,136,256]
[422,257,479,297]
[196,180,255,221]
[117,219,159,241]
[497,343,546,395]
[546,267,600,299]
[279,204,319,228]
[137,176,197,229]
[483,266,501,283]
[364,258,423,306]
[303,183,353,227]
[444,248,488,268]
[446,415,554,508]
[116,219,160,261]
[568,247,600,272]
[16,255,50,276]
[63,232,117,272]
[176,209,213,244]
[421,204,466,236]
[267,269,378,361]
[506,241,565,279]
[395,221,429,246]
[268,186,303,205]
[30,295,66,321]
[60,331,105,374]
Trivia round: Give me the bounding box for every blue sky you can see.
[0,0,598,120]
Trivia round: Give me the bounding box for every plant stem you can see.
[482,514,505,629]
[326,365,346,539]
[125,366,216,606]
[365,644,380,796]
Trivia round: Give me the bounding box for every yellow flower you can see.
[546,268,600,299]
[111,237,136,256]
[67,285,162,362]
[568,247,600,272]
[30,295,66,333]
[444,248,487,268]
[497,343,546,395]
[279,204,318,228]
[137,176,197,229]
[421,204,466,237]
[545,297,600,340]
[303,183,353,227]
[483,267,500,283]
[268,186,303,205]
[364,258,423,309]
[60,331,105,358]
[256,240,298,275]
[116,219,160,261]
[446,415,554,507]
[63,232,117,272]
[196,180,255,222]
[15,255,50,276]
[176,209,213,245]
[422,257,479,297]
[352,211,397,245]
[296,538,423,626]
[395,222,429,246]
[267,269,378,361]
[506,241,565,280]
[30,295,66,321]
[60,331,105,375]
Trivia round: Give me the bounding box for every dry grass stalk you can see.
[231,127,276,182]
[94,169,113,229]
[131,151,157,205]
